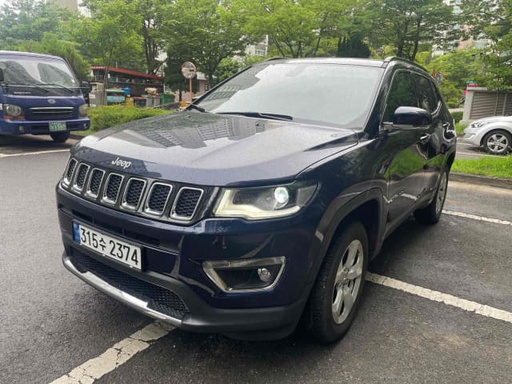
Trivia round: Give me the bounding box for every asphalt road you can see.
[1,134,511,384]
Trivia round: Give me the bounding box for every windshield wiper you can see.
[2,83,49,94]
[186,104,206,112]
[216,112,293,121]
[41,83,75,94]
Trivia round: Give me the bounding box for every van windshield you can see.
[0,54,80,96]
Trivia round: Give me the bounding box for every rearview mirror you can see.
[80,81,91,93]
[393,106,432,127]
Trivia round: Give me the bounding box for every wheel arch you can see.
[307,188,386,285]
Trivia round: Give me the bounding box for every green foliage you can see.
[455,122,467,136]
[76,0,144,72]
[88,105,171,132]
[451,112,463,124]
[164,0,254,87]
[453,155,512,179]
[0,0,72,48]
[365,0,457,61]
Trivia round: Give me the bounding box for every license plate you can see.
[49,121,67,132]
[73,222,142,270]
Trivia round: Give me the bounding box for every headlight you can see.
[214,182,317,220]
[471,121,489,128]
[3,104,23,117]
[78,103,88,117]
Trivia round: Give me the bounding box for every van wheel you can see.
[309,222,368,343]
[414,169,448,225]
[50,131,70,143]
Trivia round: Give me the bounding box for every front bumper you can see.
[462,127,484,146]
[0,117,90,135]
[57,186,318,339]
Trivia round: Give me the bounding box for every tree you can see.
[364,0,458,61]
[0,0,76,49]
[164,0,254,87]
[135,0,168,75]
[76,0,144,72]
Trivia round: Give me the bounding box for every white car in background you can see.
[463,116,512,155]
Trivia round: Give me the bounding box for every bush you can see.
[88,105,171,132]
[451,111,463,123]
[455,122,467,136]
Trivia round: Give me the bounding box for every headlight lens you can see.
[78,103,88,117]
[214,182,317,220]
[471,121,489,128]
[3,104,23,117]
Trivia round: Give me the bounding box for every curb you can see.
[450,172,512,190]
[69,134,512,191]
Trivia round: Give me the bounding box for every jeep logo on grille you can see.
[111,157,132,169]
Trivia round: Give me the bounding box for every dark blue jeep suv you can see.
[56,57,456,343]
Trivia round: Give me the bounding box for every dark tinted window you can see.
[413,74,440,113]
[383,70,418,122]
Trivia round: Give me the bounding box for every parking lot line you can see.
[49,322,173,384]
[367,272,512,324]
[0,149,70,158]
[443,210,512,226]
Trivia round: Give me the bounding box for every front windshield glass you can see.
[0,54,80,96]
[198,62,383,128]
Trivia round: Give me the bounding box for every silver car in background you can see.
[463,116,512,155]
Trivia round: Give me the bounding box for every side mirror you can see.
[80,81,91,93]
[393,106,432,127]
[0,68,4,82]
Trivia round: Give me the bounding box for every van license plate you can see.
[49,122,67,132]
[73,222,142,270]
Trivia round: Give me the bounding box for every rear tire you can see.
[414,168,448,225]
[50,131,70,143]
[308,221,368,343]
[482,130,511,155]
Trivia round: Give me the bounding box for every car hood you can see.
[470,116,512,127]
[72,112,359,186]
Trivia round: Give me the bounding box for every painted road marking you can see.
[0,149,69,158]
[50,322,173,384]
[367,272,512,324]
[48,208,512,382]
[443,210,512,226]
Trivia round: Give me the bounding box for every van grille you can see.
[29,107,74,120]
[62,158,207,224]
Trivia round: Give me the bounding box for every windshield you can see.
[198,62,383,128]
[0,54,80,96]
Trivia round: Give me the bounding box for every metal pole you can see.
[189,78,193,104]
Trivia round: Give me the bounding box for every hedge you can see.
[87,105,172,132]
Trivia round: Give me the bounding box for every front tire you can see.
[414,169,448,225]
[482,130,511,155]
[309,222,368,343]
[50,131,70,143]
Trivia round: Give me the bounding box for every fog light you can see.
[203,256,286,293]
[257,267,272,283]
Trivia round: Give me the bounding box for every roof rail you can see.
[264,57,287,62]
[381,56,427,71]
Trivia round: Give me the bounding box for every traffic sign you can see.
[181,62,197,79]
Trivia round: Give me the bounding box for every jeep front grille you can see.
[62,158,207,224]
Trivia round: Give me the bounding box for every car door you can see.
[381,70,427,230]
[412,74,453,195]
